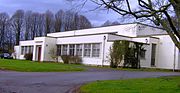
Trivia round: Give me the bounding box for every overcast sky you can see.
[0,0,122,26]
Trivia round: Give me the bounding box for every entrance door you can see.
[151,44,156,66]
[38,46,42,61]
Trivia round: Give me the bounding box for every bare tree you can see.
[64,11,74,31]
[24,11,32,40]
[36,13,45,37]
[55,10,64,32]
[78,15,92,29]
[30,12,40,39]
[0,12,10,52]
[91,0,180,49]
[101,20,120,27]
[11,10,24,45]
[63,11,92,31]
[45,10,54,36]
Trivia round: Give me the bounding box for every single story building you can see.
[14,23,180,70]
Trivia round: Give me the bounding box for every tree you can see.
[0,12,10,52]
[62,10,92,31]
[24,11,32,40]
[64,11,76,31]
[11,10,24,45]
[109,40,144,69]
[101,20,120,27]
[45,10,54,36]
[36,13,45,37]
[30,12,40,39]
[55,10,64,32]
[0,9,92,50]
[109,40,127,68]
[92,0,180,49]
[78,15,92,29]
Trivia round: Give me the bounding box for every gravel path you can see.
[0,68,179,93]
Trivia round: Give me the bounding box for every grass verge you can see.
[0,59,84,72]
[80,76,180,93]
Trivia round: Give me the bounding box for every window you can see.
[57,45,61,56]
[29,46,33,53]
[29,46,31,53]
[21,46,33,55]
[62,45,68,55]
[84,44,91,57]
[69,44,75,56]
[21,46,25,55]
[92,43,100,57]
[25,46,28,54]
[76,44,82,56]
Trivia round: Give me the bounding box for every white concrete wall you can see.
[178,50,180,69]
[14,46,20,59]
[19,40,34,60]
[57,34,104,44]
[106,34,160,68]
[43,37,57,62]
[47,24,138,38]
[103,41,113,66]
[136,24,167,36]
[107,34,131,41]
[32,37,45,61]
[140,37,159,68]
[14,23,178,70]
[140,44,151,68]
[31,37,57,62]
[175,48,180,70]
[153,35,178,69]
[56,34,108,65]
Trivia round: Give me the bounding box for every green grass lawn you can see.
[80,76,180,93]
[0,59,84,72]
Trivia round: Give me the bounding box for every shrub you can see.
[70,56,82,64]
[61,55,70,64]
[109,41,129,68]
[24,53,33,60]
[61,55,82,64]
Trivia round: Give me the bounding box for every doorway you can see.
[37,46,42,61]
[151,44,156,66]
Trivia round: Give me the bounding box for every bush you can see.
[24,53,33,60]
[61,55,70,64]
[61,55,82,64]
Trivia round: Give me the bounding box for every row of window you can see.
[21,46,33,55]
[57,43,101,57]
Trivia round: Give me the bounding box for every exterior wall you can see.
[32,37,57,62]
[14,23,178,70]
[19,40,34,60]
[136,24,167,36]
[140,44,151,68]
[154,35,179,69]
[103,41,113,65]
[107,34,160,68]
[175,48,180,70]
[43,37,57,62]
[56,34,108,65]
[14,46,20,59]
[47,24,138,38]
[32,37,45,61]
[178,50,180,69]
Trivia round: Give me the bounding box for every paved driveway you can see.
[0,68,179,93]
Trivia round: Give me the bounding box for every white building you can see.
[14,23,180,70]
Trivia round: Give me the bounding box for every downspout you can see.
[173,45,176,72]
[102,35,106,67]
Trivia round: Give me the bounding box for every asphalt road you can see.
[0,68,180,93]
